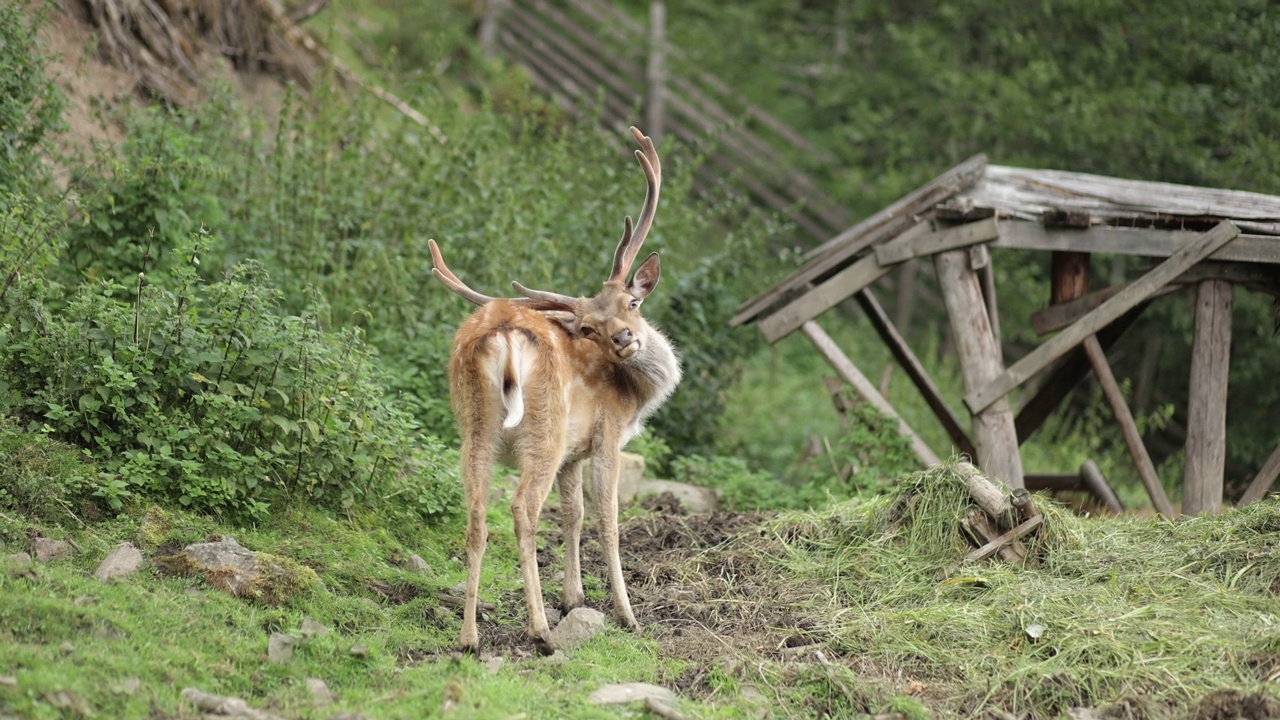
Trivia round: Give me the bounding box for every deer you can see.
[428,127,682,655]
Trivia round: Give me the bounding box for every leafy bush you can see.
[0,416,96,527]
[0,230,459,520]
[0,4,65,197]
[669,453,798,512]
[791,400,921,498]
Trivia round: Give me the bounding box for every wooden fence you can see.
[480,0,847,246]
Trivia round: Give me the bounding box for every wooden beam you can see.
[732,155,987,327]
[644,1,666,140]
[1080,460,1124,515]
[1050,251,1091,304]
[853,289,977,460]
[974,246,1001,349]
[967,221,1240,413]
[799,321,941,467]
[1239,442,1280,506]
[874,216,999,266]
[1029,261,1278,335]
[757,218,999,343]
[995,222,1280,265]
[1081,335,1175,519]
[1182,279,1233,515]
[936,249,1024,489]
[963,515,1043,564]
[1015,305,1146,444]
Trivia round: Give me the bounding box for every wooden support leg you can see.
[800,320,941,467]
[1240,442,1280,506]
[934,249,1024,489]
[1183,280,1233,515]
[1081,335,1175,519]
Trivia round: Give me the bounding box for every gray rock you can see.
[5,552,32,567]
[300,618,330,638]
[484,656,504,675]
[179,538,258,596]
[111,677,141,696]
[306,677,334,705]
[268,633,300,664]
[637,479,719,513]
[404,554,431,575]
[548,607,606,652]
[181,687,281,720]
[589,682,679,707]
[95,542,143,581]
[157,537,318,606]
[617,452,646,505]
[544,607,562,626]
[348,644,369,659]
[32,538,72,563]
[0,675,16,687]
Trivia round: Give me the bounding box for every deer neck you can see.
[613,319,681,441]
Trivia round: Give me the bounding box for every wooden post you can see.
[935,249,1025,489]
[1183,279,1233,515]
[1050,251,1091,304]
[1240,442,1280,506]
[479,0,507,58]
[800,321,941,467]
[1082,335,1175,519]
[645,1,667,140]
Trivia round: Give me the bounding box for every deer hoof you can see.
[532,634,555,657]
[459,642,480,657]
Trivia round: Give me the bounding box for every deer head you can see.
[430,126,663,362]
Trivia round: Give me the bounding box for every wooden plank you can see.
[1015,305,1146,444]
[853,289,976,460]
[1080,460,1124,515]
[1182,279,1233,515]
[1050,251,1091,304]
[962,165,1280,236]
[966,221,1240,413]
[874,216,999,265]
[799,321,941,467]
[975,246,1000,349]
[1081,335,1175,518]
[963,515,1043,564]
[732,155,987,327]
[1239,442,1280,506]
[645,1,666,139]
[1025,474,1084,491]
[479,0,507,58]
[995,222,1280,265]
[757,219,1000,342]
[757,220,932,343]
[936,249,1024,489]
[1029,261,1278,335]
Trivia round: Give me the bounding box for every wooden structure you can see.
[733,157,1280,516]
[479,0,847,245]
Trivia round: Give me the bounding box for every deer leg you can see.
[590,447,639,632]
[557,461,586,612]
[458,435,496,654]
[510,451,563,655]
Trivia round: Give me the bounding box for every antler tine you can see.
[429,239,577,311]
[608,126,662,283]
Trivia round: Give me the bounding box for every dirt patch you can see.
[1190,690,1280,720]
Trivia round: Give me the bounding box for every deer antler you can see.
[429,239,578,311]
[607,126,662,284]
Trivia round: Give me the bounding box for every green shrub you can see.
[0,230,459,520]
[0,4,65,197]
[669,454,798,512]
[0,416,96,527]
[791,400,921,498]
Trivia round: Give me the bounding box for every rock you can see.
[58,641,75,654]
[548,607,606,652]
[637,479,719,513]
[181,687,281,720]
[32,538,72,563]
[135,506,172,550]
[305,677,334,705]
[154,538,319,606]
[0,676,16,687]
[94,542,143,581]
[323,714,369,720]
[349,644,369,659]
[268,633,300,664]
[300,618,330,638]
[589,682,679,707]
[484,656,503,675]
[544,607,562,626]
[111,677,141,696]
[404,554,431,575]
[5,552,32,567]
[584,453,646,505]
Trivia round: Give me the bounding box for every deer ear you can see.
[541,310,580,336]
[628,252,661,299]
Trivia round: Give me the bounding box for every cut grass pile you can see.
[765,463,1280,717]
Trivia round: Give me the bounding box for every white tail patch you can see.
[498,333,533,429]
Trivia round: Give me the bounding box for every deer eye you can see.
[629,299,641,311]
[579,325,596,338]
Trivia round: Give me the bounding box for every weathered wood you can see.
[954,461,1014,519]
[1050,251,1091,304]
[963,510,1025,564]
[1183,279,1233,515]
[1015,305,1146,444]
[1025,473,1084,491]
[1239,442,1280,506]
[853,289,977,460]
[975,247,1000,349]
[937,251,1025,489]
[479,0,507,57]
[733,155,987,326]
[963,515,1043,564]
[963,165,1280,236]
[967,221,1240,413]
[1080,460,1124,514]
[1010,488,1040,521]
[1081,335,1175,519]
[645,1,666,140]
[1030,261,1277,335]
[758,219,999,343]
[995,222,1280,265]
[800,321,941,467]
[874,216,999,266]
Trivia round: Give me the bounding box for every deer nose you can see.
[612,328,633,347]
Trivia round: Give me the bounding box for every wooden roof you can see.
[733,158,1280,327]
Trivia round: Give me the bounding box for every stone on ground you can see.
[267,633,300,664]
[301,618,330,638]
[94,542,143,581]
[637,479,720,512]
[306,677,335,704]
[32,538,73,562]
[549,607,607,652]
[154,536,319,605]
[589,682,679,707]
[403,554,431,575]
